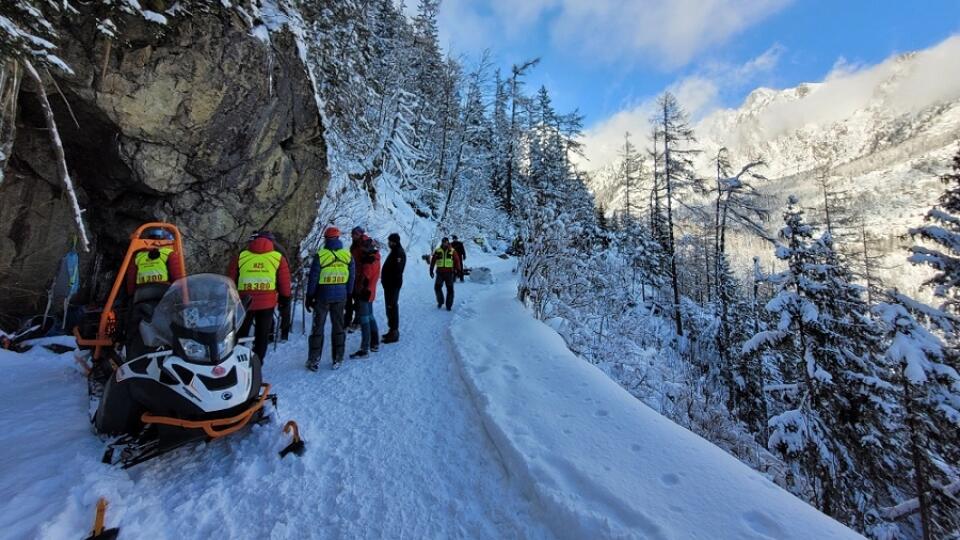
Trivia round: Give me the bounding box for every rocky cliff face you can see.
[0,8,327,319]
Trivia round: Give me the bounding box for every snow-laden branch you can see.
[882,480,960,521]
[23,59,89,251]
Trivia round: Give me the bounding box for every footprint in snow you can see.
[742,511,784,539]
[501,364,520,379]
[630,443,642,452]
[660,473,680,486]
[595,409,609,417]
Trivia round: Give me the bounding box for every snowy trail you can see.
[0,261,551,539]
[1,252,863,539]
[450,259,862,540]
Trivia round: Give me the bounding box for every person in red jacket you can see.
[124,227,185,297]
[350,236,381,359]
[227,232,291,363]
[344,226,367,332]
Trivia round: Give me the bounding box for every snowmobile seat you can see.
[133,283,169,308]
[126,284,170,359]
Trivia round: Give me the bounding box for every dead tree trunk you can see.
[23,60,90,251]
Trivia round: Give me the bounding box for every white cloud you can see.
[435,0,500,54]
[745,34,960,138]
[433,0,791,69]
[733,43,784,79]
[549,0,792,68]
[576,76,719,168]
[578,45,782,168]
[581,34,960,172]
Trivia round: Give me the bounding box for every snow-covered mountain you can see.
[591,36,960,291]
[701,38,960,290]
[698,45,960,179]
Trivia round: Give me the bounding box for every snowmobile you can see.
[74,224,278,468]
[94,273,274,467]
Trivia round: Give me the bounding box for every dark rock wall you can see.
[0,9,327,320]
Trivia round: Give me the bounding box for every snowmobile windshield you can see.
[148,274,245,364]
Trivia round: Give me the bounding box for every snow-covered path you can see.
[451,259,862,540]
[0,259,551,539]
[1,253,863,540]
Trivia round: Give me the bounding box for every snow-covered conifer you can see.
[910,146,960,315]
[744,196,896,526]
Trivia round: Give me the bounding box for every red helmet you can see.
[324,227,341,239]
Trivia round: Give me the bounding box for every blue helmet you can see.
[142,227,174,241]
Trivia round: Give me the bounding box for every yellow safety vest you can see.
[135,247,173,285]
[238,250,282,292]
[317,248,351,285]
[434,247,455,269]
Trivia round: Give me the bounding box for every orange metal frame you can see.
[91,497,108,536]
[75,223,186,360]
[140,384,272,439]
[283,420,302,443]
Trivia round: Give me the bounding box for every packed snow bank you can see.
[450,260,862,540]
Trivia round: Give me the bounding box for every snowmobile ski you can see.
[101,394,276,469]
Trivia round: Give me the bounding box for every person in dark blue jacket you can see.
[305,227,356,371]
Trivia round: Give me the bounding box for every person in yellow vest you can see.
[123,227,186,358]
[227,232,291,363]
[124,227,185,296]
[429,237,462,311]
[305,227,355,371]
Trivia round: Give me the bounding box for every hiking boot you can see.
[371,344,379,353]
[350,350,368,359]
[437,302,443,309]
[306,361,320,372]
[382,331,399,344]
[332,359,342,370]
[446,305,452,311]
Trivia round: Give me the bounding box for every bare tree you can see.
[503,57,539,215]
[651,92,701,337]
[23,60,90,251]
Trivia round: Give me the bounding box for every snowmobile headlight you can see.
[178,338,208,361]
[219,331,235,359]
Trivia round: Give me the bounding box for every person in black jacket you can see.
[380,232,406,344]
[451,235,467,282]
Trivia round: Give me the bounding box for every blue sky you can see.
[431,0,960,133]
